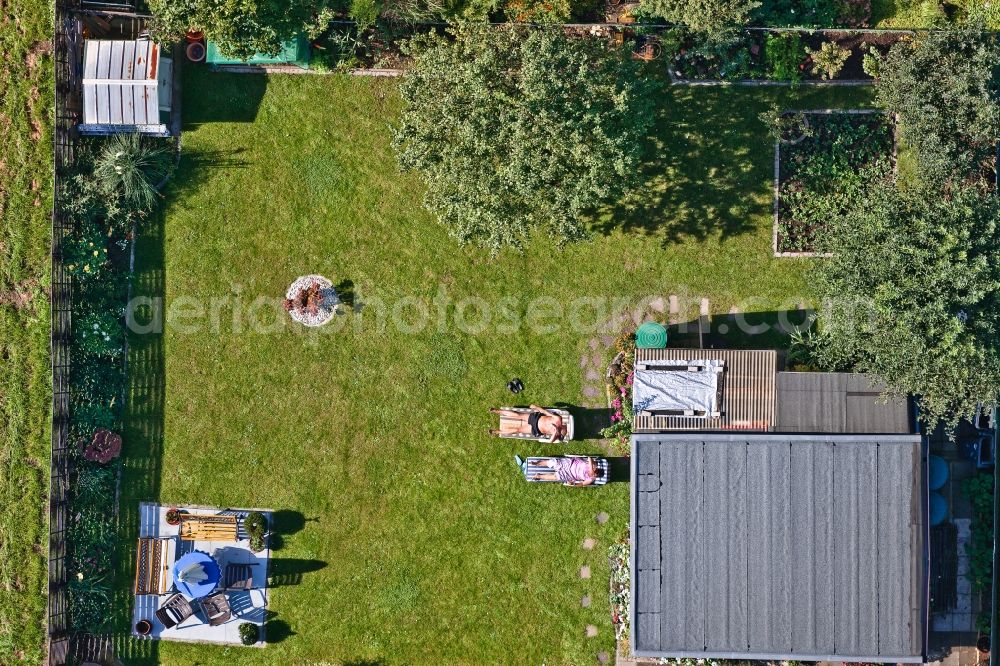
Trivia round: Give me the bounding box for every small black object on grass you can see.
[507,378,524,394]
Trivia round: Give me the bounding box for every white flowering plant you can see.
[73,311,124,358]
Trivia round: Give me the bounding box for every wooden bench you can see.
[179,515,239,542]
[134,537,175,595]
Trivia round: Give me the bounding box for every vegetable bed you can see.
[775,110,894,255]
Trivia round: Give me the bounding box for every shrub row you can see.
[62,134,172,633]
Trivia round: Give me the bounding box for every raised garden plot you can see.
[665,28,904,84]
[774,110,895,256]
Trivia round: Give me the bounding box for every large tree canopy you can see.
[874,27,1000,185]
[149,0,328,60]
[394,26,655,251]
[811,180,1000,427]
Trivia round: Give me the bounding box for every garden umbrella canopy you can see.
[172,550,220,599]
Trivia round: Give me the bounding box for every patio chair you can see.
[520,455,609,487]
[495,407,575,442]
[224,563,258,591]
[155,592,195,630]
[200,592,233,626]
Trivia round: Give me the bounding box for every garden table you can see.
[172,550,220,600]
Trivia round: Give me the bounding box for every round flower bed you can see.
[284,275,338,327]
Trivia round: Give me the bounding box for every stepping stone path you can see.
[582,537,596,551]
[596,512,609,525]
[598,651,610,664]
[581,594,591,608]
[586,625,599,638]
[580,565,591,580]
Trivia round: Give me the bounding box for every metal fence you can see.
[49,4,79,663]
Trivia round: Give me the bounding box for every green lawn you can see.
[0,0,52,663]
[117,67,872,664]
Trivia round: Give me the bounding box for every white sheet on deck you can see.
[632,359,724,416]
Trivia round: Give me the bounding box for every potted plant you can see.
[135,619,153,636]
[239,621,260,645]
[165,507,182,526]
[244,511,268,552]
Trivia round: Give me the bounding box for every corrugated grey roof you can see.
[631,433,926,662]
[776,372,913,434]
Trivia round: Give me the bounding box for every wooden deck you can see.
[633,348,778,432]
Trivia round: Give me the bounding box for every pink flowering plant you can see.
[602,326,636,453]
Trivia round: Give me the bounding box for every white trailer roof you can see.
[81,38,168,133]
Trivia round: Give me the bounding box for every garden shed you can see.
[630,432,927,663]
[79,37,172,136]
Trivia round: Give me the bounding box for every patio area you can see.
[130,503,270,646]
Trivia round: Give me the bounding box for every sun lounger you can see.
[521,455,609,486]
[496,407,575,442]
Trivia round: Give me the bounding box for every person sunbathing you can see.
[489,405,568,443]
[526,456,598,487]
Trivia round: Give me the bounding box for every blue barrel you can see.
[929,491,948,526]
[928,455,949,491]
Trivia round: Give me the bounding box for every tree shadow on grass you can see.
[268,510,319,551]
[264,610,297,644]
[267,558,328,588]
[108,204,168,666]
[592,83,775,245]
[181,67,268,127]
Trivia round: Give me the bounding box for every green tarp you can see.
[205,36,310,67]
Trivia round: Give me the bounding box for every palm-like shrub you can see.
[93,133,172,213]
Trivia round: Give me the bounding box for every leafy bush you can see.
[70,402,117,450]
[504,0,573,21]
[70,353,124,411]
[875,26,1000,185]
[245,511,268,552]
[964,473,994,592]
[602,325,637,452]
[350,0,381,28]
[93,133,172,214]
[74,465,116,511]
[63,218,110,280]
[239,622,260,646]
[758,105,813,143]
[68,574,112,633]
[69,508,115,575]
[778,113,893,252]
[861,44,880,78]
[149,0,332,60]
[807,40,850,80]
[753,0,843,26]
[395,26,655,252]
[73,310,125,358]
[816,182,1000,428]
[639,0,759,32]
[765,32,804,82]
